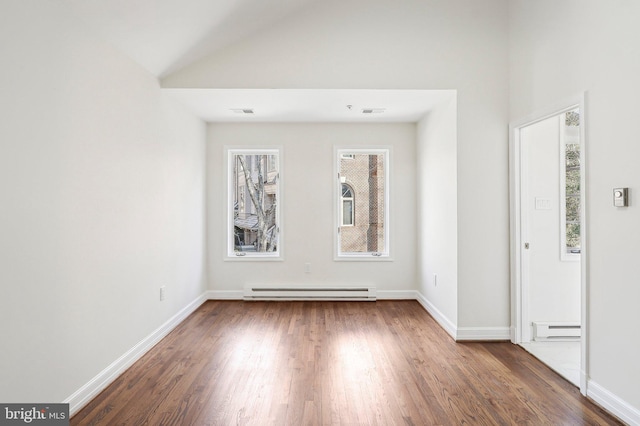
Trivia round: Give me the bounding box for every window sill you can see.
[225,253,283,262]
[335,254,392,262]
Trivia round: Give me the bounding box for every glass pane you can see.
[232,153,279,254]
[565,143,580,168]
[565,168,580,195]
[563,111,580,256]
[338,152,386,254]
[566,196,580,223]
[566,223,581,250]
[342,200,353,225]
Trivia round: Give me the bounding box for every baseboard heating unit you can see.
[532,322,581,341]
[243,285,376,301]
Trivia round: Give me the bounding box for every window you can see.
[227,148,281,259]
[341,184,354,226]
[560,109,581,260]
[336,148,389,259]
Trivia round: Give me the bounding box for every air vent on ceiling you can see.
[231,108,254,114]
[362,108,386,114]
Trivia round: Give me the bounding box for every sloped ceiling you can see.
[59,0,453,123]
[60,0,321,78]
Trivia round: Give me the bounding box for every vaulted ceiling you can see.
[60,0,322,78]
[59,0,453,123]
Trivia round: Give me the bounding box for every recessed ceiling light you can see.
[362,108,386,114]
[231,108,254,114]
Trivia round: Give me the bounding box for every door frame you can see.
[509,93,588,395]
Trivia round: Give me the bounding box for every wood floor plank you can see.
[71,301,622,425]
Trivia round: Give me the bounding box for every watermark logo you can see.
[0,404,68,425]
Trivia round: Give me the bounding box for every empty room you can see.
[1,0,638,424]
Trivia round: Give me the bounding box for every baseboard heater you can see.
[243,285,376,301]
[533,322,581,341]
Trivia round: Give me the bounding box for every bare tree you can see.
[237,155,277,252]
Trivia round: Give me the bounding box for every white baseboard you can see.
[64,293,208,416]
[70,288,635,426]
[206,289,417,301]
[455,326,511,341]
[588,380,640,425]
[414,291,457,339]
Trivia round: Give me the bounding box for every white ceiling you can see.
[61,0,321,77]
[61,0,453,123]
[166,89,454,123]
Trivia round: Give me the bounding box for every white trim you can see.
[225,146,283,261]
[64,293,207,416]
[334,147,391,260]
[414,293,510,342]
[588,380,640,425]
[509,92,588,396]
[558,111,581,262]
[66,289,633,425]
[414,291,457,339]
[207,290,419,301]
[456,327,511,341]
[340,183,355,226]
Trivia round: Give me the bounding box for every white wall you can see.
[522,115,580,328]
[0,1,207,403]
[167,0,510,330]
[510,0,640,415]
[416,96,458,331]
[207,123,416,293]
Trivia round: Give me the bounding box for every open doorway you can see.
[509,97,587,395]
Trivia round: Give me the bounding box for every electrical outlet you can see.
[160,286,166,301]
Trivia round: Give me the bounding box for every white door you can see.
[520,112,581,343]
[510,98,587,394]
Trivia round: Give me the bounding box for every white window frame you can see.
[225,147,282,261]
[559,112,581,262]
[341,184,355,226]
[334,147,391,260]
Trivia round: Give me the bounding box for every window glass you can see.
[561,110,581,257]
[337,149,389,258]
[228,149,280,258]
[341,184,354,226]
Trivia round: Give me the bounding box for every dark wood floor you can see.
[72,301,620,425]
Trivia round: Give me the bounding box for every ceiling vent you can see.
[362,108,386,114]
[231,108,254,114]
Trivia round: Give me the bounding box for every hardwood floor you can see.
[71,301,621,425]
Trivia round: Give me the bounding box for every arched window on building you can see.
[341,184,354,226]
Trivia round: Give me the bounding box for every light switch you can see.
[613,188,629,207]
[535,197,552,210]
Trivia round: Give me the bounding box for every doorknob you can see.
[524,242,530,249]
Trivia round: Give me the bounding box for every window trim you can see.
[334,147,391,261]
[225,147,283,261]
[341,183,355,226]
